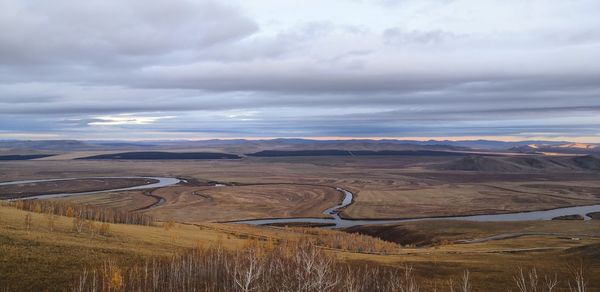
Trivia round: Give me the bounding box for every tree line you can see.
[6,199,154,226]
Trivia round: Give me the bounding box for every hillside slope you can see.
[0,205,247,291]
[433,155,600,172]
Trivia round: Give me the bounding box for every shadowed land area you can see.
[247,149,474,157]
[432,155,600,172]
[77,152,242,160]
[0,154,55,160]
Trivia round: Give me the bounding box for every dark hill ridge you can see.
[0,138,530,153]
[434,156,524,172]
[434,155,600,172]
[0,154,55,160]
[572,155,600,170]
[78,152,241,160]
[246,150,474,157]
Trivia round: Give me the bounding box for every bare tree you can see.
[514,267,559,292]
[544,274,558,292]
[459,270,471,292]
[232,249,263,292]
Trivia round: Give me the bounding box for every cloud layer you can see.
[1,0,600,141]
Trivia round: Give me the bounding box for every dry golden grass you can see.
[0,205,247,291]
[2,203,600,291]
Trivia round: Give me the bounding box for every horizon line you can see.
[1,136,598,144]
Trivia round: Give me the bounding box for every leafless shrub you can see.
[99,223,111,236]
[459,270,471,292]
[46,207,56,232]
[73,217,85,234]
[24,213,32,231]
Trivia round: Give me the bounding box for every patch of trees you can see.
[286,226,399,254]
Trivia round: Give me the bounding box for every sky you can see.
[1,0,600,141]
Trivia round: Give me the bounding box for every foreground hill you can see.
[0,204,249,291]
[1,203,599,291]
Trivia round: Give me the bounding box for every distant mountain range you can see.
[0,139,598,155]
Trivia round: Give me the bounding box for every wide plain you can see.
[1,154,600,291]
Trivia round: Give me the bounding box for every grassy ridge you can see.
[0,205,246,291]
[1,204,600,291]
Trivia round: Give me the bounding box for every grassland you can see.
[2,155,600,290]
[2,157,600,222]
[2,203,600,291]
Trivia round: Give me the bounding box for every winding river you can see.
[1,177,599,228]
[0,177,181,200]
[233,188,600,228]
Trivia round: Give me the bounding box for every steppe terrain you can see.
[3,154,599,222]
[1,150,600,291]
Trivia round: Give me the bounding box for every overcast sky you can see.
[1,0,600,141]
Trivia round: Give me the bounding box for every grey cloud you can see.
[0,0,257,66]
[1,0,600,140]
[383,28,460,45]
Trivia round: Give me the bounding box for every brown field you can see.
[342,180,600,219]
[62,183,341,222]
[145,184,341,222]
[54,190,158,211]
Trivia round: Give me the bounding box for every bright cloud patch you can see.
[88,115,175,126]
